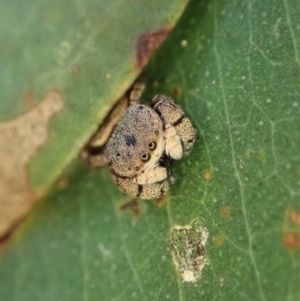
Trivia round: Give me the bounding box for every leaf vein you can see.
[212,3,266,301]
[114,210,146,301]
[283,0,300,68]
[80,195,89,301]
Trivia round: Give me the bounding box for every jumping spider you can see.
[83,83,196,199]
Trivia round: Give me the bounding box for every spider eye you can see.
[141,153,151,162]
[154,130,159,135]
[148,141,157,151]
[135,166,140,171]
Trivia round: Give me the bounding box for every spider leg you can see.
[152,95,196,157]
[135,166,168,185]
[111,171,174,200]
[163,123,183,160]
[129,82,146,105]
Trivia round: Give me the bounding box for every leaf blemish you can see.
[214,234,225,246]
[219,276,225,287]
[245,148,266,164]
[0,90,64,238]
[283,232,300,251]
[154,194,168,206]
[22,92,34,106]
[170,220,209,283]
[288,210,300,227]
[220,207,230,218]
[171,87,182,98]
[57,177,69,190]
[136,28,171,70]
[119,199,141,216]
[204,170,212,180]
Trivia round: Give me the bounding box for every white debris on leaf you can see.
[170,220,209,283]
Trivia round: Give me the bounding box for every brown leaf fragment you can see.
[136,28,171,70]
[0,90,64,239]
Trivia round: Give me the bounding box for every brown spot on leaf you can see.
[204,170,212,180]
[171,87,181,98]
[152,80,159,88]
[221,207,230,218]
[214,234,225,246]
[288,210,300,227]
[136,28,171,70]
[119,199,140,216]
[23,92,34,106]
[57,177,69,189]
[283,231,300,250]
[154,194,168,206]
[0,90,64,238]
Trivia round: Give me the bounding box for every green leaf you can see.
[1,0,300,300]
[0,0,187,236]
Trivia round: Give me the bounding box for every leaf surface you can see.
[0,0,187,236]
[1,0,300,300]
